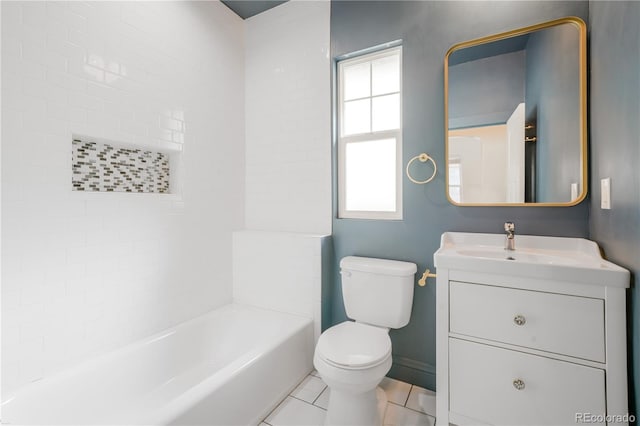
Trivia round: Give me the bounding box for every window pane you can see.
[372,94,399,132]
[449,187,461,203]
[345,138,396,212]
[372,54,399,96]
[449,163,461,185]
[343,62,370,101]
[343,99,371,136]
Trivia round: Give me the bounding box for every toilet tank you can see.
[340,256,417,329]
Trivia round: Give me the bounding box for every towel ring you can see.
[406,153,437,184]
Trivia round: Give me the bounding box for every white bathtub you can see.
[2,304,314,425]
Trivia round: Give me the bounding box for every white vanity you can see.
[434,232,630,426]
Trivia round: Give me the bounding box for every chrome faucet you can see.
[504,222,515,251]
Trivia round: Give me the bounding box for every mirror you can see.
[444,17,586,206]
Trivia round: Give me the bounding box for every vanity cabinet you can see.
[434,232,630,426]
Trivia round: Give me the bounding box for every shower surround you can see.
[1,1,245,394]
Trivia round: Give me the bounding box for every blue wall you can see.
[330,1,590,389]
[448,50,525,129]
[525,23,582,202]
[588,1,640,418]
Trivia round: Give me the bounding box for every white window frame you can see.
[337,46,403,220]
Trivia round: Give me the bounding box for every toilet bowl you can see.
[314,321,392,425]
[314,256,416,426]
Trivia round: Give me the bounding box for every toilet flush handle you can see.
[341,270,352,278]
[418,268,437,286]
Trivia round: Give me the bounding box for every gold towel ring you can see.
[406,153,437,184]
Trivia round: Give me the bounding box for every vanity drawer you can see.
[449,338,606,426]
[449,281,605,362]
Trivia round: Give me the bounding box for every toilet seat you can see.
[316,321,391,370]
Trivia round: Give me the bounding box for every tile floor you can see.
[260,371,436,426]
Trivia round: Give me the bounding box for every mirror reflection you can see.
[445,18,586,205]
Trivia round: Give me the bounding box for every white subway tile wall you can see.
[244,0,332,235]
[2,1,245,394]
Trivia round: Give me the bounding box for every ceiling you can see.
[221,1,289,19]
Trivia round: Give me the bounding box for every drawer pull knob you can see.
[513,315,526,326]
[513,379,526,390]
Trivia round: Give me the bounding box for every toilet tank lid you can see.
[340,256,417,277]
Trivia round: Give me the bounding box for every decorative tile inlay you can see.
[72,139,170,193]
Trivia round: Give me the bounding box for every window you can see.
[448,159,462,203]
[337,46,402,220]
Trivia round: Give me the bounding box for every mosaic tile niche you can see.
[72,138,170,193]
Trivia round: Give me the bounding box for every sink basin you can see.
[434,232,629,287]
[455,248,587,266]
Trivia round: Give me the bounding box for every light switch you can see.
[601,178,611,209]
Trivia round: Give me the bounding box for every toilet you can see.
[314,256,417,426]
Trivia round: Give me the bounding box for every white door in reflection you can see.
[506,103,525,203]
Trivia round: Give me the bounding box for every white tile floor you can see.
[261,371,436,426]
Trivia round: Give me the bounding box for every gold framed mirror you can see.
[444,17,587,206]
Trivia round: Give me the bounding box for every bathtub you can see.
[2,304,314,425]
